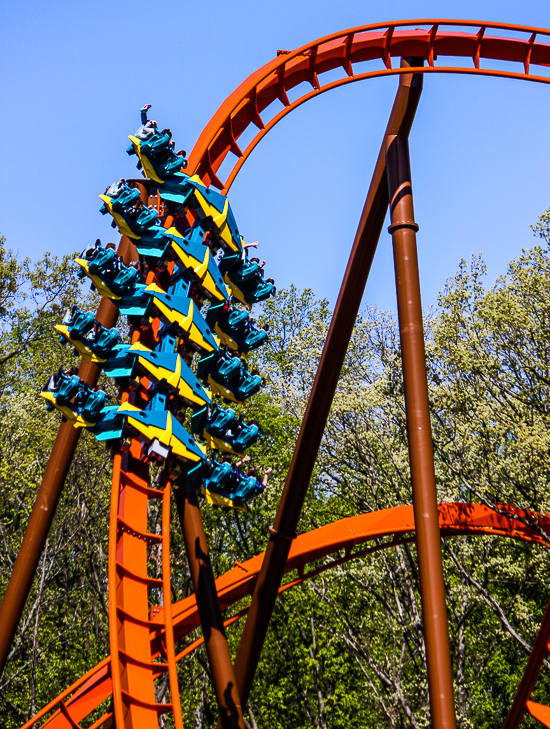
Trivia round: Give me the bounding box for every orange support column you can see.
[109,444,172,728]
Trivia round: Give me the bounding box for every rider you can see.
[136,104,158,141]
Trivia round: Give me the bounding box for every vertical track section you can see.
[109,443,176,728]
[108,189,186,728]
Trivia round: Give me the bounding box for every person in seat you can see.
[79,387,110,423]
[135,104,158,140]
[231,455,272,505]
[63,306,95,340]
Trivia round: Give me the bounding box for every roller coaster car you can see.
[99,183,159,240]
[105,181,141,210]
[187,458,263,509]
[75,249,139,300]
[176,175,242,254]
[186,459,235,508]
[127,342,211,411]
[60,307,95,338]
[228,276,276,307]
[77,389,111,424]
[87,247,118,276]
[41,371,81,420]
[117,284,151,316]
[127,133,186,183]
[133,226,172,260]
[218,253,262,283]
[218,253,276,307]
[191,404,261,454]
[132,129,171,158]
[87,406,126,444]
[56,309,122,363]
[117,402,205,464]
[226,472,264,507]
[196,351,265,403]
[99,344,137,379]
[40,373,118,432]
[93,327,122,358]
[205,300,268,353]
[165,225,229,303]
[144,283,218,354]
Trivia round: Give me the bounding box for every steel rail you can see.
[161,479,185,729]
[220,65,550,194]
[184,20,550,190]
[109,441,169,729]
[23,502,550,729]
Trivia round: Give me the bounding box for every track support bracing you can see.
[226,58,425,714]
[0,238,138,678]
[386,133,457,729]
[174,481,246,729]
[503,594,550,728]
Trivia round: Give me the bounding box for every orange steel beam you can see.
[23,502,550,729]
[183,21,550,192]
[161,479,185,729]
[108,444,166,729]
[503,596,550,728]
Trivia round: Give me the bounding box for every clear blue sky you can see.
[2,0,550,312]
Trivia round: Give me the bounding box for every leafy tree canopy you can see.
[2,207,550,727]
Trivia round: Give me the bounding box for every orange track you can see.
[22,503,550,728]
[20,20,550,729]
[185,20,550,192]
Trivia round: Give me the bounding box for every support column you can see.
[0,236,138,677]
[503,595,550,729]
[174,482,245,729]
[385,133,457,729]
[227,58,425,714]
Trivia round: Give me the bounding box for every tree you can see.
[4,208,550,727]
[0,241,117,724]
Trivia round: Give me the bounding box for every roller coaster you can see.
[3,19,550,729]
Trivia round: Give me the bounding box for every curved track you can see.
[185,20,550,192]
[17,19,550,729]
[21,503,550,729]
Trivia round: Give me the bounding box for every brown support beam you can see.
[227,58,425,712]
[385,134,457,728]
[174,482,245,729]
[503,595,550,729]
[0,235,138,677]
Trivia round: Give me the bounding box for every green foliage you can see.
[4,210,550,728]
[0,241,114,725]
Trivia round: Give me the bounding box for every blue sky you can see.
[2,0,550,312]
